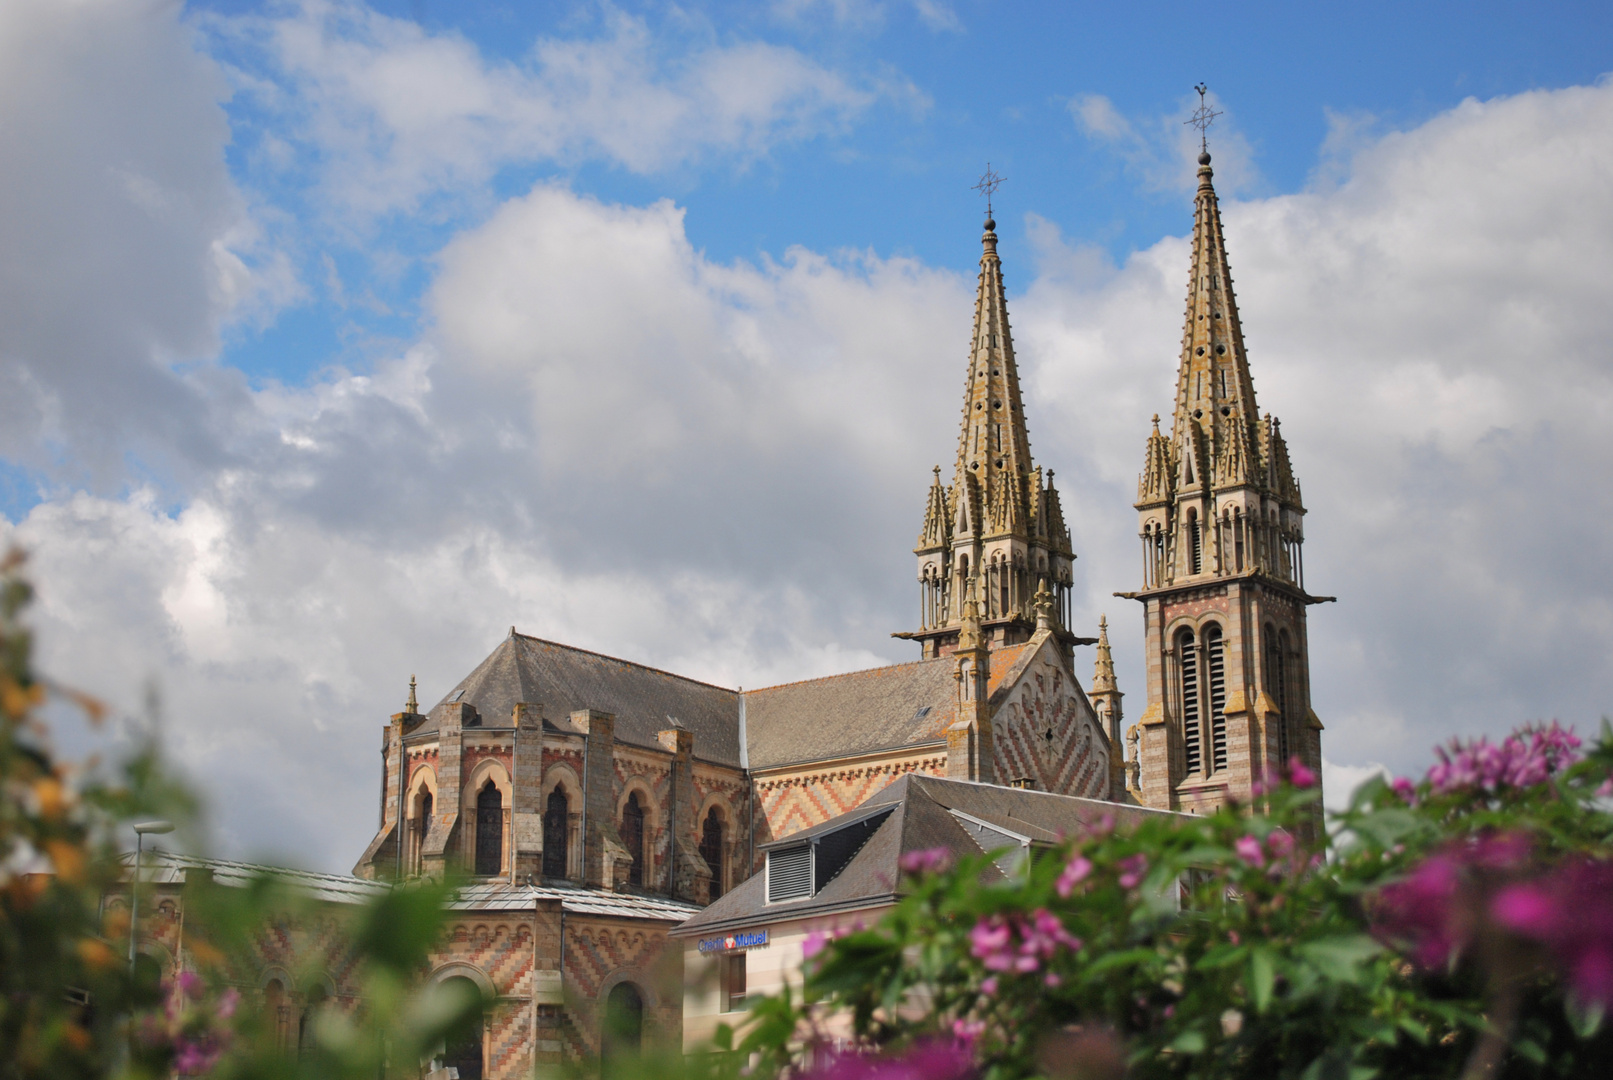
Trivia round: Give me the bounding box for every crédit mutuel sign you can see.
[697,930,769,954]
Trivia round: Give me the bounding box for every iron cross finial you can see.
[972,163,1005,220]
[1186,83,1222,152]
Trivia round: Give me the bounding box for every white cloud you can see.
[1026,79,1613,773]
[0,0,279,478]
[6,25,1613,872]
[215,1,893,222]
[1068,89,1260,196]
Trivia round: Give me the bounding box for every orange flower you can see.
[45,839,86,884]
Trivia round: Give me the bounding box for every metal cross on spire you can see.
[972,163,1005,220]
[1185,83,1222,152]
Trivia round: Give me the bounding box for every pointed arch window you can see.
[474,782,503,876]
[1205,624,1227,772]
[1264,625,1289,764]
[621,792,646,888]
[543,787,569,879]
[1178,629,1201,775]
[1186,510,1202,575]
[700,807,725,903]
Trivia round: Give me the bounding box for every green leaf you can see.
[1249,947,1276,1013]
[1296,934,1383,982]
[1170,1029,1206,1054]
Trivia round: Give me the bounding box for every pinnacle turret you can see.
[900,200,1077,657]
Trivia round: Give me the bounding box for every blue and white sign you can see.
[698,929,769,954]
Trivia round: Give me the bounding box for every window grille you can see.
[766,845,812,902]
[1207,625,1227,772]
[1180,630,1201,774]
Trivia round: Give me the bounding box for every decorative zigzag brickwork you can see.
[992,651,1109,798]
[754,750,947,846]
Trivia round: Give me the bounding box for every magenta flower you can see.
[1371,853,1464,969]
[1597,777,1613,798]
[1234,835,1265,868]
[1426,723,1580,794]
[899,847,955,876]
[969,910,1080,976]
[1390,777,1418,804]
[216,987,240,1020]
[1288,757,1317,789]
[803,929,830,959]
[798,1038,978,1080]
[1491,859,1613,1005]
[1118,854,1149,890]
[1055,855,1092,898]
[176,970,204,1001]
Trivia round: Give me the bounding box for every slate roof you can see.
[416,633,743,767]
[408,633,1040,773]
[741,643,1031,769]
[671,774,1182,937]
[124,852,699,920]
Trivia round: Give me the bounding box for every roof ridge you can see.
[742,654,952,695]
[508,633,739,694]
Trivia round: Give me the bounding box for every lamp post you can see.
[128,821,174,971]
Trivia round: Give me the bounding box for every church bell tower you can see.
[896,193,1078,660]
[1125,142,1329,818]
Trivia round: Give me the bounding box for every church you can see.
[328,143,1325,1075]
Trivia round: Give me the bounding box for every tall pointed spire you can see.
[405,674,418,715]
[1091,616,1116,695]
[1126,114,1326,829]
[1089,614,1126,801]
[898,184,1076,658]
[1173,150,1260,446]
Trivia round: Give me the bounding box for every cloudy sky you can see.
[3,0,1611,871]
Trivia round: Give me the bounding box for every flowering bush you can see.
[733,729,1613,1080]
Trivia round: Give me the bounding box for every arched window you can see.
[621,792,645,888]
[440,976,485,1080]
[1205,624,1227,772]
[1178,629,1201,774]
[1234,509,1245,571]
[601,982,644,1070]
[1278,629,1295,762]
[474,782,503,876]
[1265,625,1289,764]
[700,808,725,903]
[411,788,433,875]
[543,787,569,880]
[1186,509,1202,575]
[264,978,290,1049]
[297,983,327,1060]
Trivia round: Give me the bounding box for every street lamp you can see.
[128,821,174,971]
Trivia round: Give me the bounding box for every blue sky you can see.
[2,0,1612,868]
[193,0,1613,387]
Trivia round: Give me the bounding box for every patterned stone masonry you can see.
[992,653,1109,798]
[562,918,681,1059]
[755,751,947,843]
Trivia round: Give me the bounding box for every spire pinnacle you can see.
[972,162,1005,223]
[1092,616,1117,694]
[1185,83,1222,155]
[406,675,418,715]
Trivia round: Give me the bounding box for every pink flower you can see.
[1118,854,1149,890]
[1491,859,1613,1005]
[802,929,830,959]
[177,970,204,1000]
[1426,723,1581,794]
[979,977,998,995]
[968,910,1080,977]
[1044,973,1062,987]
[216,988,240,1020]
[1597,777,1613,798]
[1266,830,1296,860]
[799,1037,977,1080]
[1055,855,1092,898]
[1288,757,1317,789]
[900,847,954,876]
[1233,835,1265,868]
[1390,777,1418,804]
[1371,853,1464,969]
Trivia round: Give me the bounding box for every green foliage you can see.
[726,735,1613,1080]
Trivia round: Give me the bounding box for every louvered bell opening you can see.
[767,845,812,903]
[1181,630,1201,775]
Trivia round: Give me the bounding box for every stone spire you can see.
[1089,615,1125,800]
[1172,151,1260,459]
[1126,135,1326,830]
[405,675,418,715]
[899,211,1076,658]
